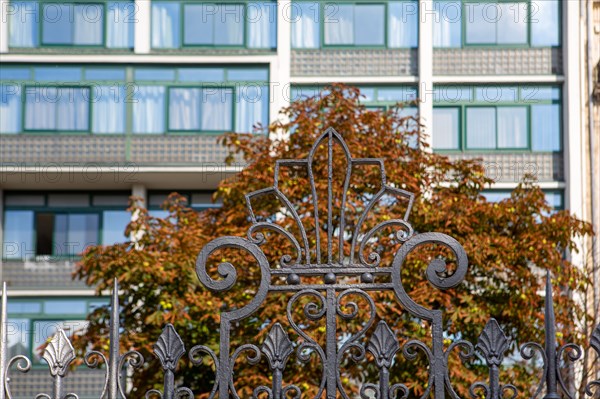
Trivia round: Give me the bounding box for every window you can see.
[2,192,130,260]
[152,1,276,49]
[483,190,563,211]
[148,191,220,218]
[0,65,270,135]
[432,86,562,152]
[433,0,560,48]
[24,87,90,131]
[292,1,417,49]
[5,298,107,364]
[8,1,134,48]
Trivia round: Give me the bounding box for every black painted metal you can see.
[0,130,599,399]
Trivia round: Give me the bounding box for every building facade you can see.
[0,0,599,396]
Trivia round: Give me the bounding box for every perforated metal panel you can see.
[291,49,417,76]
[445,152,564,183]
[1,261,89,290]
[433,48,563,76]
[7,368,105,399]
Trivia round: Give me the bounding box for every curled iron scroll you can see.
[391,232,468,321]
[195,236,271,321]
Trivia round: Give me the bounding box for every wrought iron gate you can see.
[1,129,599,399]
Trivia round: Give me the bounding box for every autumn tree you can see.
[74,84,593,397]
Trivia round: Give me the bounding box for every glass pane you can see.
[56,87,89,131]
[432,108,460,149]
[102,210,130,245]
[522,87,560,101]
[377,87,416,102]
[388,1,418,48]
[0,84,21,133]
[201,89,232,130]
[236,85,268,133]
[92,85,126,133]
[475,87,519,102]
[179,68,224,82]
[9,1,39,47]
[291,2,319,48]
[33,320,88,362]
[64,214,99,255]
[433,0,461,47]
[6,319,29,359]
[73,4,104,45]
[107,1,135,48]
[433,86,473,102]
[356,4,384,45]
[44,300,87,315]
[48,193,89,207]
[324,4,353,44]
[531,0,559,46]
[25,87,57,130]
[92,194,129,206]
[466,107,496,148]
[532,104,560,151]
[133,86,165,133]
[497,3,527,44]
[544,192,563,210]
[4,194,44,206]
[34,67,82,81]
[85,68,126,80]
[2,211,34,260]
[1,67,31,80]
[215,4,244,45]
[7,302,42,313]
[497,107,527,148]
[152,2,180,48]
[483,191,512,202]
[360,88,375,102]
[134,69,176,81]
[169,88,201,131]
[184,4,213,45]
[248,2,277,48]
[227,69,268,81]
[465,3,496,44]
[42,4,73,44]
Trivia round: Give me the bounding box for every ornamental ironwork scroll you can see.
[0,129,599,399]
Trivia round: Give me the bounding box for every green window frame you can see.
[151,1,277,50]
[5,297,109,367]
[291,0,418,49]
[432,0,562,48]
[7,0,136,49]
[432,85,562,153]
[0,65,270,136]
[1,191,131,260]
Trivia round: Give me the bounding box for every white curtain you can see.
[202,89,232,131]
[388,2,417,48]
[56,88,88,130]
[532,0,559,46]
[236,85,266,133]
[102,211,131,245]
[291,2,319,48]
[497,107,527,148]
[466,107,496,149]
[433,1,460,47]
[0,84,21,133]
[9,1,37,47]
[152,3,179,48]
[93,86,126,133]
[497,3,527,44]
[169,88,200,130]
[133,86,165,133]
[532,104,560,151]
[183,4,213,45]
[107,1,133,48]
[74,4,103,45]
[324,4,352,45]
[25,87,57,130]
[248,2,274,48]
[215,4,244,45]
[432,108,459,149]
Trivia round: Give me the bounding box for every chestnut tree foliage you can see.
[75,84,592,397]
